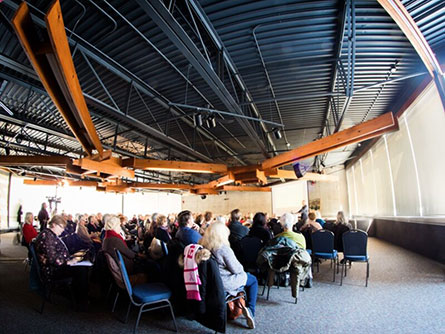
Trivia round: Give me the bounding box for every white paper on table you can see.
[69,260,93,267]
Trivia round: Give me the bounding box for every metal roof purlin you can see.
[1,0,245,165]
[188,0,278,155]
[137,0,270,159]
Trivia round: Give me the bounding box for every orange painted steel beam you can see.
[205,172,235,188]
[0,155,71,166]
[11,1,103,157]
[262,112,398,170]
[73,158,134,179]
[122,158,227,174]
[222,185,271,192]
[105,185,135,193]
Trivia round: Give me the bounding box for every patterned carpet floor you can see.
[0,233,444,334]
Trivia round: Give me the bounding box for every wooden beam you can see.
[206,172,235,188]
[131,182,191,190]
[24,179,59,186]
[266,169,338,182]
[73,158,134,179]
[256,170,267,185]
[229,165,261,174]
[105,185,134,193]
[0,155,71,166]
[11,1,103,157]
[192,188,219,195]
[222,185,271,192]
[122,158,227,174]
[68,180,98,187]
[262,112,398,170]
[45,0,103,156]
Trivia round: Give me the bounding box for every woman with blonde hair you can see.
[200,220,258,329]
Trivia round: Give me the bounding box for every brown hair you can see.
[178,210,192,227]
[308,212,316,221]
[230,209,241,223]
[204,211,213,222]
[49,215,67,229]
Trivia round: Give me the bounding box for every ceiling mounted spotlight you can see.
[286,142,291,148]
[201,195,207,200]
[194,113,203,127]
[206,115,217,129]
[16,134,24,144]
[273,128,282,140]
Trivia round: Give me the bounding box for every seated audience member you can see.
[76,215,94,245]
[335,211,352,229]
[267,217,283,236]
[315,211,326,227]
[334,211,352,254]
[153,214,171,243]
[248,212,272,244]
[34,215,89,309]
[96,213,104,229]
[276,213,306,249]
[200,221,258,329]
[199,211,213,235]
[23,212,38,245]
[103,216,159,278]
[87,215,101,234]
[228,209,248,243]
[195,214,204,228]
[175,210,202,246]
[300,212,322,233]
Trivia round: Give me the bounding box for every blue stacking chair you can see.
[115,250,178,333]
[311,230,338,282]
[341,230,370,287]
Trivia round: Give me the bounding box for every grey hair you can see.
[280,212,295,230]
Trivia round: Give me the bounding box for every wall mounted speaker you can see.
[292,162,306,178]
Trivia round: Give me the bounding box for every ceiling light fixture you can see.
[194,113,203,127]
[273,128,282,140]
[206,115,217,128]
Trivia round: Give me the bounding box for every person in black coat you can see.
[38,202,49,231]
[228,209,248,243]
[248,212,272,244]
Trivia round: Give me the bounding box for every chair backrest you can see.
[342,230,367,257]
[312,229,335,253]
[115,249,133,297]
[104,252,126,290]
[29,241,43,282]
[239,236,263,268]
[161,240,168,256]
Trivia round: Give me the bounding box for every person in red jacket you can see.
[23,212,38,245]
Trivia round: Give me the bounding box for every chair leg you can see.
[261,283,266,296]
[366,261,369,287]
[112,291,119,313]
[340,262,344,286]
[168,301,178,332]
[332,257,336,282]
[133,306,143,334]
[266,286,271,300]
[345,261,348,277]
[125,302,132,324]
[106,283,113,301]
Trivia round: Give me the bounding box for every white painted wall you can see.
[181,191,272,216]
[271,180,307,216]
[346,83,445,217]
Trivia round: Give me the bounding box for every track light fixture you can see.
[194,113,203,127]
[206,115,217,129]
[273,128,282,140]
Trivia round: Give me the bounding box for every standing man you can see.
[38,202,49,231]
[297,200,308,224]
